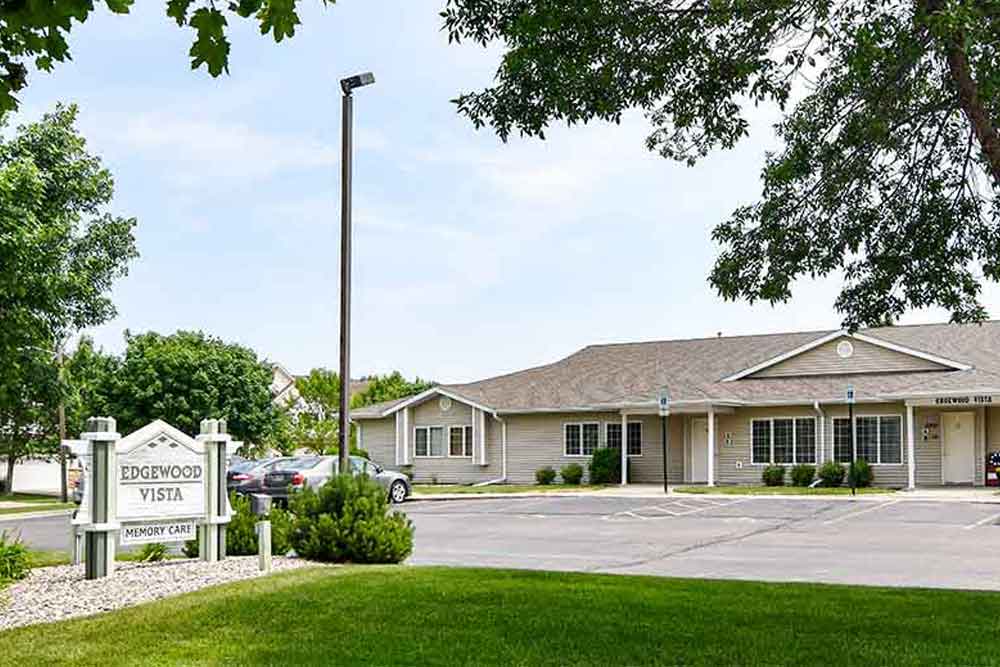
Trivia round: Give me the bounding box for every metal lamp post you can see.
[338,72,375,477]
[847,384,856,496]
[659,389,671,495]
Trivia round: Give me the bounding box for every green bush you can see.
[137,542,168,563]
[818,461,846,487]
[289,474,413,564]
[182,493,293,558]
[560,463,584,485]
[790,464,816,487]
[849,459,874,488]
[589,447,621,484]
[535,467,557,485]
[761,465,786,486]
[0,531,29,583]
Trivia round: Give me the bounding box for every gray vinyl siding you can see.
[359,416,396,470]
[751,337,949,378]
[502,412,684,485]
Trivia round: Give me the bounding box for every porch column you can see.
[620,412,628,486]
[707,406,715,487]
[906,403,916,490]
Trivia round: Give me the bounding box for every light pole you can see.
[338,72,375,477]
[847,384,856,496]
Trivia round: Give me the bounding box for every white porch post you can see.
[707,406,716,487]
[906,403,916,490]
[620,412,628,486]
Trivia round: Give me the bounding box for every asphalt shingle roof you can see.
[354,322,1000,416]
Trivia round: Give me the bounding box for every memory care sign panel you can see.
[120,521,196,545]
[117,431,206,521]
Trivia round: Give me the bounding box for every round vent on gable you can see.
[439,396,453,412]
[836,340,855,359]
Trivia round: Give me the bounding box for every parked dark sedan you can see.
[228,457,295,496]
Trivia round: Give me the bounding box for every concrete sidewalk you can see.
[410,484,1000,503]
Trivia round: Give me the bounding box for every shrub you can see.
[589,447,622,484]
[182,493,293,558]
[761,465,786,486]
[790,464,816,487]
[0,531,29,583]
[137,542,168,563]
[818,461,846,487]
[289,474,413,564]
[560,463,584,485]
[535,467,557,485]
[849,459,874,488]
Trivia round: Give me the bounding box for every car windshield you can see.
[290,456,323,470]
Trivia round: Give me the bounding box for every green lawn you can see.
[3,566,1000,666]
[0,502,74,516]
[413,483,606,495]
[674,485,896,496]
[1,493,64,504]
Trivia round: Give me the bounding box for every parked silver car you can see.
[261,455,411,504]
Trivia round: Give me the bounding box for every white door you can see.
[690,419,708,483]
[942,412,975,485]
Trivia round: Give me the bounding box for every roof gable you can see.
[724,331,971,382]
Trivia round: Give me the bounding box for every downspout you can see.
[473,412,507,486]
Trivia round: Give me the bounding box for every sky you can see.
[16,1,1000,383]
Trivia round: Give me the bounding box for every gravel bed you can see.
[0,556,318,631]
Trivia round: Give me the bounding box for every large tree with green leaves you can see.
[351,372,435,409]
[0,1,333,114]
[0,105,136,493]
[93,330,279,443]
[444,0,1000,327]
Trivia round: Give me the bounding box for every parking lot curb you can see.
[0,509,74,523]
[409,492,609,502]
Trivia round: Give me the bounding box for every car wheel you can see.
[389,480,408,504]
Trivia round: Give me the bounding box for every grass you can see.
[1,493,64,504]
[0,503,74,516]
[413,483,606,495]
[2,566,1000,666]
[674,485,896,495]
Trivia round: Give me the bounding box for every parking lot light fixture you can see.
[337,72,375,477]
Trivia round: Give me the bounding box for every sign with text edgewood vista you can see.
[116,426,206,522]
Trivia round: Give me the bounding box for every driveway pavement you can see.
[403,495,1000,591]
[9,495,1000,591]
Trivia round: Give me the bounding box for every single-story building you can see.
[353,322,1000,488]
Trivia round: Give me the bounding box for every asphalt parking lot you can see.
[9,494,1000,591]
[402,495,1000,591]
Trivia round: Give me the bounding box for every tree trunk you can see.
[946,43,1000,186]
[925,0,1000,185]
[3,456,14,497]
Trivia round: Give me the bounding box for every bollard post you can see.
[79,417,120,580]
[70,525,84,566]
[256,520,272,573]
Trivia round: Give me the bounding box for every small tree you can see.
[351,372,435,409]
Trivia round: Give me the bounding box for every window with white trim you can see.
[415,426,444,457]
[627,422,642,456]
[832,416,902,464]
[565,423,599,456]
[449,425,473,457]
[606,423,622,451]
[605,423,642,456]
[750,418,817,464]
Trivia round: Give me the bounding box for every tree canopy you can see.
[0,105,136,493]
[88,330,279,443]
[351,372,435,409]
[0,1,333,114]
[444,0,1000,327]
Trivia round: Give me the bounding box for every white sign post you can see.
[63,416,238,579]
